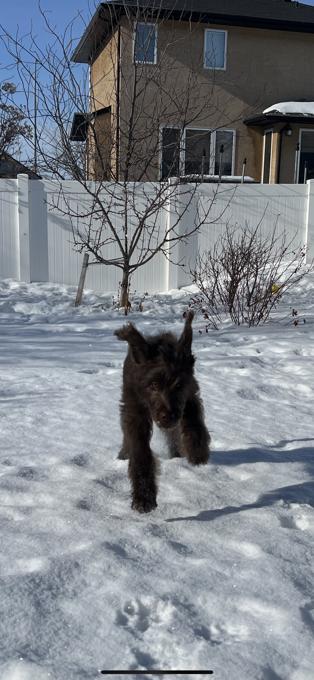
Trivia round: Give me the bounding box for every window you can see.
[160,126,235,179]
[161,128,181,179]
[204,29,227,70]
[262,131,272,183]
[184,128,234,177]
[214,130,234,176]
[134,22,157,64]
[185,130,211,175]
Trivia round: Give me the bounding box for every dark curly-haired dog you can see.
[115,311,210,513]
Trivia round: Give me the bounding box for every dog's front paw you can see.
[183,430,211,466]
[131,495,157,513]
[118,448,129,460]
[188,447,210,465]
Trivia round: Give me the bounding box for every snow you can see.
[0,276,313,680]
[181,175,255,183]
[263,101,314,116]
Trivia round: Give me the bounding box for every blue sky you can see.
[0,0,94,76]
[1,0,314,74]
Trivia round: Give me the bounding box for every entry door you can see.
[299,130,314,182]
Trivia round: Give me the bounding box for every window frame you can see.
[203,28,228,71]
[133,21,158,65]
[159,125,235,180]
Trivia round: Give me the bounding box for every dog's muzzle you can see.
[156,413,179,430]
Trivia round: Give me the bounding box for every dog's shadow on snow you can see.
[166,439,314,523]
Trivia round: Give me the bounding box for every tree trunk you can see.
[75,252,89,307]
[120,268,130,311]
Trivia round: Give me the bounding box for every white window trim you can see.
[133,21,158,65]
[159,125,235,179]
[261,129,273,184]
[203,28,228,71]
[297,128,314,183]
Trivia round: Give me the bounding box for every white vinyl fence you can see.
[0,174,313,293]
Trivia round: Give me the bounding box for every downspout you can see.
[116,24,121,180]
[87,59,91,181]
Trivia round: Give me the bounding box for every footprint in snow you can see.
[300,600,314,634]
[236,388,258,401]
[116,597,174,635]
[71,454,89,467]
[76,499,91,511]
[116,599,151,632]
[16,466,43,481]
[168,539,192,555]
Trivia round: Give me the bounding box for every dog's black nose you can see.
[158,412,178,429]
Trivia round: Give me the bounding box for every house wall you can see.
[101,18,314,181]
[90,31,119,178]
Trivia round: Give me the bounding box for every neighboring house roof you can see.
[72,0,314,63]
[0,152,41,179]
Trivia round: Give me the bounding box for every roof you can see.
[72,0,314,63]
[0,152,41,179]
[244,101,314,126]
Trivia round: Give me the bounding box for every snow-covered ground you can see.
[0,276,313,680]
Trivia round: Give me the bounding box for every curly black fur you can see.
[115,311,210,512]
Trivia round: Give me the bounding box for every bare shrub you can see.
[190,224,309,329]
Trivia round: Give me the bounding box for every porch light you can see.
[283,124,292,137]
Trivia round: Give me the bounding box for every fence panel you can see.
[0,176,311,291]
[43,180,168,294]
[0,179,19,279]
[197,183,308,255]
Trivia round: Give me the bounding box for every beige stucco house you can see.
[71,0,314,184]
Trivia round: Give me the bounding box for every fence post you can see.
[306,179,314,262]
[17,174,31,282]
[29,179,49,282]
[164,180,199,291]
[165,179,180,290]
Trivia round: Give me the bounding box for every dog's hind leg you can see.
[180,394,210,466]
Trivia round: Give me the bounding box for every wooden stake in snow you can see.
[218,144,224,181]
[75,253,89,307]
[241,157,247,183]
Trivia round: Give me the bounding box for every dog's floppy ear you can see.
[178,310,194,355]
[115,323,149,363]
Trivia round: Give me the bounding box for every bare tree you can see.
[1,1,252,306]
[0,81,32,156]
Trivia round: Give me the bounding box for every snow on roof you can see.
[263,102,314,117]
